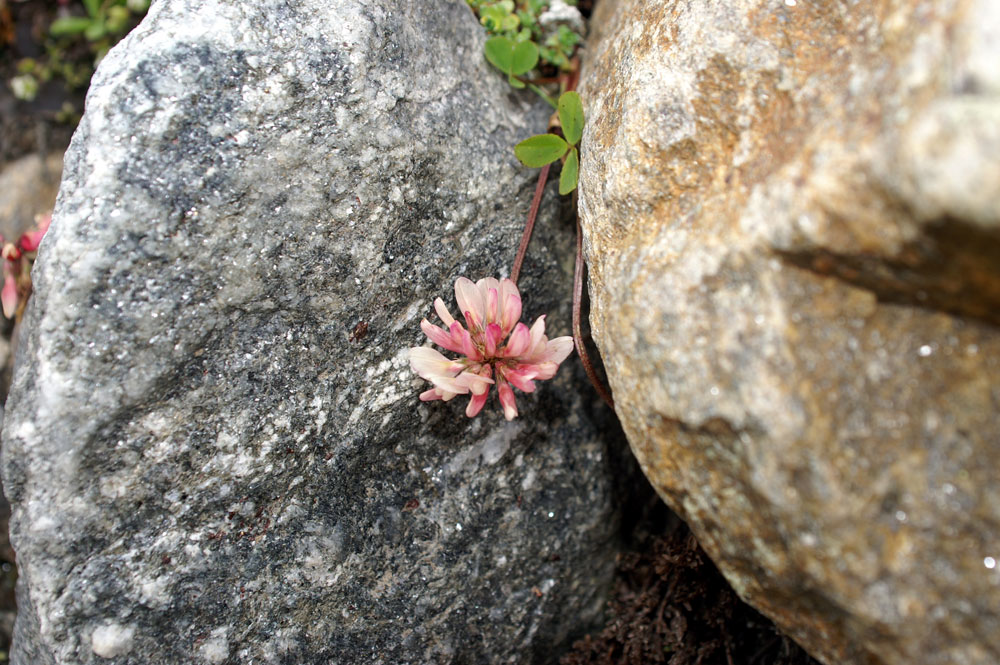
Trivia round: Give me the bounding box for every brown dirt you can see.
[0,0,97,163]
[561,503,823,665]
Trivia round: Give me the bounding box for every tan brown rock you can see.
[579,1,1000,664]
[0,152,62,242]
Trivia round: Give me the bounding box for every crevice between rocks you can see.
[774,218,1000,328]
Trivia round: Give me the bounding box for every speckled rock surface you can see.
[1,1,631,663]
[579,1,1000,665]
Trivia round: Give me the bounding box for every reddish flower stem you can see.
[507,64,614,410]
[509,163,550,287]
[573,215,614,409]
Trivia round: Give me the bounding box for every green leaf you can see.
[84,21,106,41]
[83,0,101,19]
[557,25,581,48]
[49,16,93,36]
[508,74,525,89]
[480,3,519,33]
[484,36,514,73]
[106,5,131,33]
[510,40,538,75]
[558,91,584,146]
[515,134,568,167]
[559,147,579,195]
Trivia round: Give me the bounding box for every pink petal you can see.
[484,322,503,357]
[503,322,531,358]
[421,319,464,353]
[455,277,485,330]
[19,230,45,253]
[466,391,488,417]
[497,382,518,421]
[503,366,538,393]
[499,280,522,335]
[486,287,499,325]
[434,297,455,327]
[420,388,444,402]
[1,274,17,319]
[450,321,482,361]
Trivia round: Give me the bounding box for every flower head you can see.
[0,212,50,319]
[409,277,574,420]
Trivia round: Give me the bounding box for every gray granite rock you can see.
[1,1,630,663]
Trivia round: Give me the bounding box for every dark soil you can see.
[0,0,86,163]
[561,500,823,665]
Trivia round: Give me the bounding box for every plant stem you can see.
[509,163,550,286]
[573,214,614,409]
[527,83,558,108]
[509,63,612,409]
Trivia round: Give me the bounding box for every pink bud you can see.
[1,273,17,319]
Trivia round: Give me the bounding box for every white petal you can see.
[456,370,495,395]
[476,277,500,294]
[409,346,461,380]
[542,336,574,365]
[455,277,485,327]
[434,297,455,327]
[528,315,547,355]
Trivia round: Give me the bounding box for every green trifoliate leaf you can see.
[515,134,568,167]
[510,40,539,76]
[559,147,579,195]
[558,91,584,146]
[484,36,514,74]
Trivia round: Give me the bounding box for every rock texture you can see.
[579,1,1000,664]
[2,1,631,663]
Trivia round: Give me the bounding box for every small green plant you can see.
[9,0,149,102]
[514,91,583,194]
[539,25,580,71]
[460,1,614,409]
[468,0,582,72]
[49,0,147,43]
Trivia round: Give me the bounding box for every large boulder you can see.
[2,1,631,663]
[579,1,1000,664]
